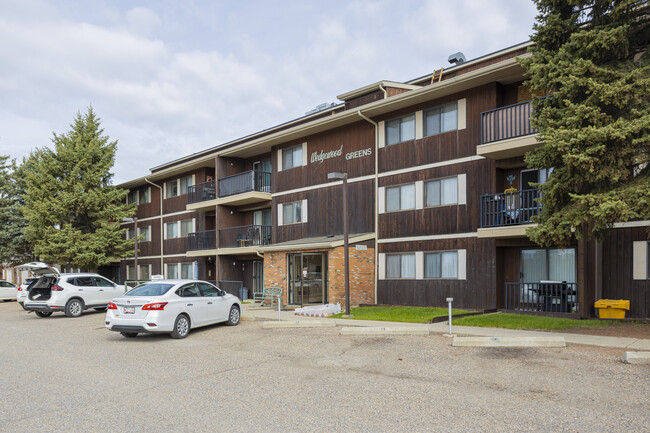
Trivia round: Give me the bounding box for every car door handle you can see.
[207,302,213,305]
[99,289,104,291]
[78,289,83,291]
[187,304,193,306]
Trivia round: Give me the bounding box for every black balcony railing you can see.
[187,180,216,204]
[219,225,271,248]
[187,230,217,251]
[218,171,271,198]
[480,189,541,228]
[480,100,538,144]
[219,280,243,297]
[505,282,578,313]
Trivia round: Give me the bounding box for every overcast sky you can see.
[0,0,538,184]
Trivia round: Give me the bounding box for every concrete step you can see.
[622,351,650,364]
[340,326,430,336]
[452,336,566,347]
[262,320,336,329]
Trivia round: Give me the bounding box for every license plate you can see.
[124,307,135,314]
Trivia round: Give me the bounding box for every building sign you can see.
[355,245,367,251]
[310,145,372,164]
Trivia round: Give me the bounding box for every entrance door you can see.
[287,253,327,306]
[252,260,263,295]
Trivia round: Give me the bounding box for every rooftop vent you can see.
[448,52,466,65]
[305,102,337,116]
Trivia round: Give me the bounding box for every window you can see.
[126,228,135,240]
[386,184,415,212]
[283,202,302,224]
[425,102,457,136]
[177,283,200,297]
[181,263,193,279]
[520,248,576,282]
[166,264,178,279]
[126,266,135,280]
[138,226,151,242]
[165,180,178,198]
[166,222,178,239]
[180,220,193,237]
[425,251,458,279]
[425,177,458,207]
[93,277,114,287]
[283,145,303,170]
[386,253,416,279]
[198,282,220,297]
[386,114,415,146]
[127,190,138,204]
[140,188,150,204]
[138,264,151,281]
[72,277,94,287]
[179,176,193,195]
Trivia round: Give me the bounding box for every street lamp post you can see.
[123,217,138,281]
[328,172,352,318]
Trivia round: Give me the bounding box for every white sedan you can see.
[0,280,18,301]
[105,280,241,339]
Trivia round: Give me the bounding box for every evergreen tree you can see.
[520,0,650,246]
[23,107,135,270]
[0,156,32,265]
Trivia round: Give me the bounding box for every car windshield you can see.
[125,283,174,297]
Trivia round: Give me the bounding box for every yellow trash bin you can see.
[594,299,630,319]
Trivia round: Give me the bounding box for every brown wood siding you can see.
[377,237,496,310]
[379,159,491,237]
[378,84,498,173]
[345,90,384,110]
[602,227,650,319]
[274,179,375,244]
[273,121,375,193]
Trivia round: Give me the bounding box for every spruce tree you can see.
[520,0,650,246]
[22,107,135,270]
[0,156,32,265]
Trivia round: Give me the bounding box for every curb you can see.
[452,336,566,347]
[262,320,336,329]
[622,351,650,364]
[340,326,430,336]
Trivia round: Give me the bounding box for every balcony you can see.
[187,180,216,205]
[219,225,272,250]
[186,171,272,211]
[477,189,540,238]
[477,100,540,159]
[187,230,216,251]
[505,282,578,314]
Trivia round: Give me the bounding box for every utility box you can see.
[594,299,630,319]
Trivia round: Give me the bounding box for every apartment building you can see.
[117,41,649,319]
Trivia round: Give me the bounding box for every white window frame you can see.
[385,183,416,212]
[425,176,459,208]
[384,253,416,279]
[137,226,151,242]
[164,219,196,239]
[424,101,458,137]
[282,144,304,170]
[633,241,648,280]
[282,201,303,225]
[164,175,195,199]
[385,114,416,146]
[424,250,459,279]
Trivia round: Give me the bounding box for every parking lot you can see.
[1,302,648,432]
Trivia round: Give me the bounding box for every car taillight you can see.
[142,302,168,311]
[51,285,64,291]
[107,302,117,310]
[17,287,23,291]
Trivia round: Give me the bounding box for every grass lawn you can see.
[329,306,474,324]
[453,313,618,330]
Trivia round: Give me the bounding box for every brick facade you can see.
[262,246,375,306]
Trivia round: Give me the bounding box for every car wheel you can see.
[120,332,138,338]
[226,305,240,326]
[65,298,84,317]
[170,314,190,339]
[94,307,107,312]
[35,311,52,318]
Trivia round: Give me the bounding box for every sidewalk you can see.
[241,303,650,350]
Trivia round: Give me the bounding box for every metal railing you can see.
[480,189,541,227]
[505,282,578,313]
[187,230,217,251]
[218,171,271,198]
[480,99,537,144]
[219,280,243,297]
[219,224,271,248]
[187,180,217,204]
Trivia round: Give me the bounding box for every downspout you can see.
[378,83,388,99]
[357,110,379,304]
[144,177,164,275]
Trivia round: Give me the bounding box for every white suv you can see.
[18,262,123,318]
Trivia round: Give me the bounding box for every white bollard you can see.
[447,297,454,335]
